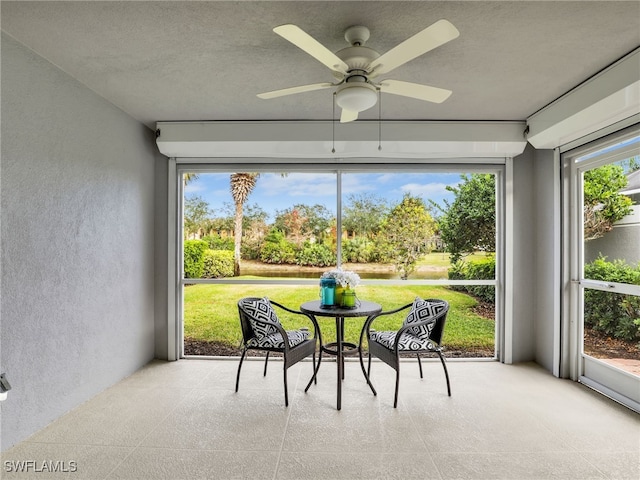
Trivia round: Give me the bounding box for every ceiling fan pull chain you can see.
[378,88,382,151]
[332,92,336,154]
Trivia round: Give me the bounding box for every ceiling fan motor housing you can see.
[335,45,380,76]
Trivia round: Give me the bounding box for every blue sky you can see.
[185,172,463,220]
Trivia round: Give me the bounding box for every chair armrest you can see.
[359,303,413,350]
[270,300,322,348]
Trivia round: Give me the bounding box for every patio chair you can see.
[359,297,451,407]
[236,297,321,406]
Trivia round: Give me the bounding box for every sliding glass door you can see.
[177,164,502,360]
[567,127,640,410]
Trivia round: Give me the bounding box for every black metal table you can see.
[300,299,382,410]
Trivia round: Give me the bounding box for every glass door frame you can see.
[564,124,640,412]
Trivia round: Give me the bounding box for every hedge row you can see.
[184,240,234,278]
[584,256,640,343]
[447,254,640,343]
[448,255,496,303]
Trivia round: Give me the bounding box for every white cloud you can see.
[258,173,336,198]
[184,184,205,194]
[400,182,456,197]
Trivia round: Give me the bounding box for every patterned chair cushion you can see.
[370,330,434,351]
[403,297,445,341]
[247,329,310,349]
[242,297,280,340]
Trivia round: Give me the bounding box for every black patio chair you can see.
[359,297,451,407]
[235,297,322,406]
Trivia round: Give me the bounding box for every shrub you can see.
[342,238,373,263]
[184,240,208,278]
[296,242,334,267]
[202,250,234,278]
[201,234,234,251]
[465,256,496,303]
[241,237,263,260]
[369,234,395,263]
[584,256,640,342]
[260,229,296,264]
[448,255,496,304]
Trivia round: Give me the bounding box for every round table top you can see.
[300,299,382,318]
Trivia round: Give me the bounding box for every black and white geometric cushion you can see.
[403,297,445,341]
[370,330,435,351]
[242,297,280,340]
[369,297,445,351]
[247,329,310,349]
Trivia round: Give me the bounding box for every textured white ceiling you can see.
[2,1,639,128]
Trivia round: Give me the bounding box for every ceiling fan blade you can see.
[273,24,349,75]
[380,79,452,103]
[368,19,459,76]
[257,82,334,100]
[340,109,358,123]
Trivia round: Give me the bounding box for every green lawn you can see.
[415,251,488,268]
[184,284,494,351]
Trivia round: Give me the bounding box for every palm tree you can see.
[183,173,199,185]
[230,173,259,276]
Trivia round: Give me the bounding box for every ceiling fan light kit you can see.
[336,81,377,113]
[258,20,460,122]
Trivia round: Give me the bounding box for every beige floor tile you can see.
[1,443,131,479]
[107,447,278,480]
[434,451,608,480]
[276,451,441,480]
[3,360,638,480]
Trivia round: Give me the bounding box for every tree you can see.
[343,193,389,238]
[230,173,259,275]
[380,194,436,279]
[183,172,199,185]
[183,195,210,239]
[274,203,333,243]
[583,164,633,241]
[241,203,270,260]
[434,174,495,263]
[295,204,333,240]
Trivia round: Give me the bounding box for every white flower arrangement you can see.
[321,268,361,288]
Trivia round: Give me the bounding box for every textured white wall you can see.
[154,151,169,360]
[510,147,536,362]
[1,34,158,449]
[533,149,560,373]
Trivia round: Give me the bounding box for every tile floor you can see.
[2,358,639,479]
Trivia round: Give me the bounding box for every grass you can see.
[415,251,489,268]
[184,284,495,351]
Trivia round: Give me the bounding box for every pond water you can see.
[239,267,448,281]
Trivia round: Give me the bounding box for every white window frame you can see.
[167,159,509,362]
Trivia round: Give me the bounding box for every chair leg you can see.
[359,345,377,396]
[263,351,270,377]
[393,366,400,408]
[283,364,289,407]
[437,351,451,396]
[417,353,423,378]
[305,347,322,392]
[313,351,317,384]
[235,349,247,392]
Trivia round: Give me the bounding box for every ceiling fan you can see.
[257,20,459,123]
